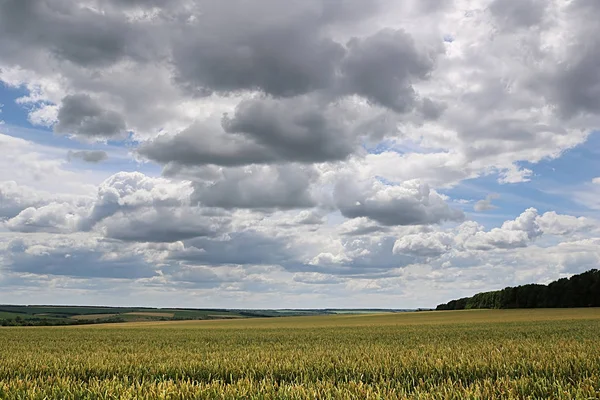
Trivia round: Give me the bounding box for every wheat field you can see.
[1,308,599,399]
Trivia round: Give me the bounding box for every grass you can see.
[0,309,599,399]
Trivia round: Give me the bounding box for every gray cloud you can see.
[173,22,343,98]
[292,209,327,225]
[79,172,189,230]
[393,232,453,257]
[293,272,341,285]
[341,236,415,274]
[536,211,595,236]
[78,172,229,242]
[170,231,299,267]
[544,41,600,118]
[170,0,432,111]
[488,0,547,30]
[459,209,542,251]
[67,150,108,163]
[3,0,600,306]
[0,181,82,223]
[0,0,137,68]
[109,0,169,8]
[392,209,561,259]
[138,23,439,171]
[192,165,317,210]
[55,94,127,139]
[419,98,446,120]
[500,207,542,239]
[0,181,45,219]
[138,122,274,168]
[139,96,358,167]
[473,193,500,212]
[171,0,378,98]
[103,208,227,243]
[465,229,531,251]
[334,179,464,226]
[487,0,600,122]
[5,202,80,233]
[340,28,438,112]
[222,97,356,162]
[4,237,157,279]
[161,265,224,289]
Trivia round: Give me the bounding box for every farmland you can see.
[1,309,599,399]
[0,305,249,326]
[0,305,408,326]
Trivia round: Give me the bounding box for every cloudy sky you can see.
[1,0,600,309]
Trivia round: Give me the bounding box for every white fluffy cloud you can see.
[394,208,600,257]
[5,203,82,233]
[334,178,463,226]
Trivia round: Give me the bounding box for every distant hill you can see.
[0,306,409,327]
[436,269,600,310]
[0,305,250,326]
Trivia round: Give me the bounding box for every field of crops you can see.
[0,305,251,325]
[1,309,599,399]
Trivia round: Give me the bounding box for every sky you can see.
[1,0,600,309]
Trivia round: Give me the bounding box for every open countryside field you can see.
[70,313,119,321]
[1,309,600,399]
[124,312,176,318]
[0,305,252,325]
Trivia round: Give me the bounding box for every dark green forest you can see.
[437,269,600,310]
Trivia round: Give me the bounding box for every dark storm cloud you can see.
[55,94,126,138]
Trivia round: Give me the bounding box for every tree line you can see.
[436,269,600,310]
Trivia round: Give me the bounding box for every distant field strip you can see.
[1,309,599,399]
[70,313,118,320]
[124,312,175,318]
